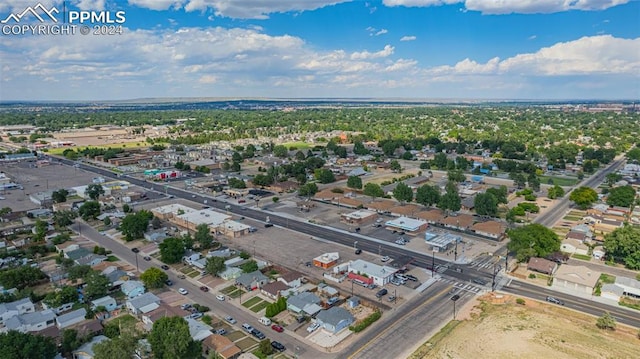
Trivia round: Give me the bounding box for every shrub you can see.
[193,304,209,313]
[596,312,616,331]
[202,315,212,325]
[349,310,381,333]
[516,298,526,305]
[528,273,536,279]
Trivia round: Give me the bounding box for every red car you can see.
[199,286,209,292]
[271,324,284,333]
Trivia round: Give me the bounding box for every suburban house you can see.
[416,209,446,225]
[366,200,396,214]
[347,259,397,286]
[260,281,290,300]
[2,309,56,333]
[552,265,600,294]
[565,230,590,242]
[601,276,640,301]
[471,221,505,240]
[315,307,355,334]
[560,239,589,256]
[313,252,339,269]
[102,266,129,287]
[526,257,558,275]
[126,292,160,316]
[0,298,35,325]
[202,334,242,359]
[235,270,269,291]
[287,292,323,316]
[389,204,422,218]
[277,271,304,288]
[56,308,87,329]
[65,248,92,261]
[144,228,169,242]
[186,318,213,341]
[75,254,107,267]
[121,280,146,299]
[142,303,190,328]
[72,335,109,359]
[90,296,117,312]
[440,214,475,231]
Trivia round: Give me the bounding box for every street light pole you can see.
[454,238,458,262]
[432,250,435,277]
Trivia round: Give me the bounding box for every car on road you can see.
[355,249,362,255]
[143,256,151,261]
[242,324,254,333]
[161,265,170,270]
[388,295,396,302]
[216,294,225,301]
[381,256,390,262]
[271,324,284,333]
[178,288,188,295]
[395,239,407,245]
[251,329,266,340]
[165,280,173,286]
[131,247,140,253]
[199,286,209,292]
[271,341,286,352]
[177,274,186,279]
[264,223,274,228]
[546,296,565,305]
[472,279,487,285]
[191,195,196,198]
[306,322,320,333]
[224,316,236,324]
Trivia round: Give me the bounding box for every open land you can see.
[411,293,639,359]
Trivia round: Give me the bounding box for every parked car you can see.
[242,323,254,333]
[381,256,390,262]
[189,312,203,320]
[251,329,266,340]
[271,341,286,352]
[178,288,188,295]
[199,286,209,292]
[181,303,192,310]
[546,296,565,305]
[143,256,151,261]
[216,294,225,301]
[271,324,284,333]
[161,265,170,270]
[177,274,186,279]
[355,249,362,255]
[264,223,274,228]
[131,247,140,253]
[215,328,227,335]
[306,322,320,333]
[388,295,396,302]
[367,283,378,290]
[472,279,487,285]
[376,289,388,298]
[224,316,236,324]
[165,280,173,286]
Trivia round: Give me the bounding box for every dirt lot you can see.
[410,294,639,359]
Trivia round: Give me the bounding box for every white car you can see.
[178,288,188,295]
[306,322,321,333]
[381,256,390,262]
[216,294,225,301]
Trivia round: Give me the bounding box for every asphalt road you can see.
[70,220,327,359]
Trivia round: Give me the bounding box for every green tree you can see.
[33,219,48,241]
[85,184,105,200]
[148,317,201,359]
[605,173,623,187]
[527,173,541,192]
[626,147,640,161]
[389,160,402,173]
[103,216,112,226]
[569,186,598,210]
[314,168,336,184]
[363,182,384,200]
[259,339,274,355]
[241,260,259,273]
[486,185,508,204]
[84,270,110,300]
[603,225,640,270]
[392,182,413,204]
[507,224,561,262]
[0,330,57,359]
[437,183,461,212]
[44,285,78,308]
[195,223,214,250]
[68,264,92,281]
[547,184,565,199]
[53,210,77,227]
[509,172,527,189]
[228,178,246,189]
[347,176,363,190]
[415,184,441,207]
[60,329,83,356]
[252,174,274,187]
[298,182,318,197]
[51,189,69,203]
[205,256,226,277]
[0,266,46,289]
[606,185,636,207]
[94,336,139,359]
[159,237,185,264]
[474,192,498,217]
[120,210,153,241]
[78,201,101,220]
[353,141,369,155]
[596,312,616,330]
[447,169,466,183]
[122,203,131,213]
[432,152,448,169]
[140,267,169,289]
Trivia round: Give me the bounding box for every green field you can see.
[540,176,580,186]
[47,141,149,155]
[282,141,311,150]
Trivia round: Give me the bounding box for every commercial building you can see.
[313,252,339,269]
[340,210,377,225]
[347,259,397,286]
[425,231,461,253]
[384,216,428,235]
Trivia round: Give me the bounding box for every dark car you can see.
[405,274,418,282]
[354,227,361,232]
[143,256,151,261]
[264,223,274,228]
[355,249,362,255]
[161,265,170,270]
[199,286,209,292]
[546,296,565,305]
[472,278,487,285]
[131,248,140,253]
[376,288,388,298]
[271,341,286,352]
[165,279,173,286]
[251,329,266,340]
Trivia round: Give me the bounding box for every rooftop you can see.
[348,259,397,279]
[385,216,427,231]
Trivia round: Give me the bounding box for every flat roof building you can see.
[340,210,377,225]
[425,231,461,252]
[385,216,428,235]
[347,259,397,286]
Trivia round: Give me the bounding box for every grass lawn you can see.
[226,331,245,341]
[282,141,311,150]
[187,271,199,278]
[47,142,148,155]
[599,273,616,284]
[251,301,270,313]
[229,288,245,298]
[242,297,262,308]
[562,216,582,221]
[540,176,579,186]
[236,337,258,351]
[572,253,592,261]
[221,286,237,295]
[106,255,119,262]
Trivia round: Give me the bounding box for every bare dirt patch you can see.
[410,293,639,359]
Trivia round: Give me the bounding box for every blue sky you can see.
[0,0,638,101]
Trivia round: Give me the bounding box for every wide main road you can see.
[534,157,626,227]
[53,156,640,329]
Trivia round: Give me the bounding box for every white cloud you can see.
[128,0,185,11]
[350,45,395,60]
[183,0,353,19]
[400,35,417,41]
[382,0,630,14]
[385,58,418,72]
[375,29,388,36]
[528,35,537,40]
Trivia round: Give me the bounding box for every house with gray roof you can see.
[0,298,35,325]
[75,253,107,267]
[315,307,354,333]
[102,267,129,286]
[126,292,160,315]
[65,248,92,261]
[186,318,213,342]
[56,308,86,329]
[2,309,56,333]
[73,335,109,359]
[90,296,117,312]
[287,292,322,316]
[235,270,268,291]
[121,280,146,299]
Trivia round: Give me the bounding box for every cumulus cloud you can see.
[400,35,417,41]
[128,0,184,11]
[184,0,353,19]
[382,0,630,14]
[350,45,395,60]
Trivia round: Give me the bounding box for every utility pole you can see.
[454,238,458,262]
[432,250,435,276]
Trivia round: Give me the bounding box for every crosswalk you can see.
[438,277,482,293]
[468,256,503,270]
